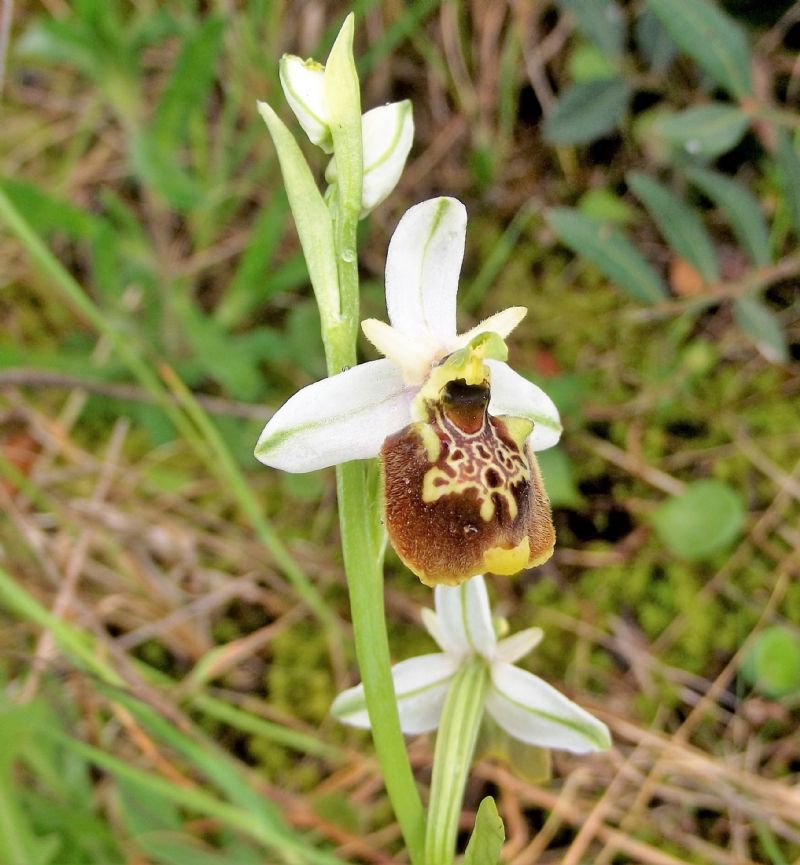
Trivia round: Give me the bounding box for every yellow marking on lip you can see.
[483,537,531,575]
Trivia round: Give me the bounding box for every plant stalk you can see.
[425,660,491,865]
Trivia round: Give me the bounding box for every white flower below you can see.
[331,576,611,755]
[255,197,562,473]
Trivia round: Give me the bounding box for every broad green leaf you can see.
[463,797,505,865]
[686,167,771,267]
[646,0,753,98]
[536,446,583,509]
[152,17,225,149]
[651,104,749,159]
[548,207,668,303]
[555,0,625,58]
[578,187,635,224]
[568,43,619,82]
[543,79,631,145]
[776,131,800,240]
[257,101,340,326]
[741,626,800,699]
[635,8,676,73]
[733,296,788,364]
[627,171,719,283]
[650,479,745,560]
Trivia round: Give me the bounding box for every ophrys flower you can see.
[331,575,611,754]
[255,197,562,585]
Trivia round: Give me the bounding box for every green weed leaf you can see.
[152,17,225,149]
[651,104,749,159]
[650,479,745,560]
[463,797,505,865]
[555,0,625,59]
[130,133,203,211]
[646,0,753,98]
[733,296,788,364]
[544,79,631,145]
[741,626,800,699]
[686,167,771,267]
[548,207,668,303]
[537,447,583,509]
[627,171,719,283]
[776,131,800,240]
[635,8,676,73]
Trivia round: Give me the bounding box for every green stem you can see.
[320,14,426,863]
[336,462,426,862]
[425,660,491,865]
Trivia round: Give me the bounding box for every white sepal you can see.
[385,197,467,344]
[361,100,414,214]
[279,55,332,152]
[487,662,611,754]
[486,359,563,452]
[254,359,411,472]
[331,653,458,734]
[434,576,497,662]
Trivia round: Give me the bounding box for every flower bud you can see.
[278,54,332,152]
[326,100,414,216]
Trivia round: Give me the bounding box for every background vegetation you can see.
[1,0,799,862]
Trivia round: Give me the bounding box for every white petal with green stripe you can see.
[331,653,458,734]
[385,197,466,344]
[254,359,411,472]
[487,662,611,753]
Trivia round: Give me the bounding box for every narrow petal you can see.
[486,360,562,451]
[487,663,611,753]
[434,575,497,661]
[455,306,528,348]
[330,653,458,734]
[385,197,467,344]
[495,627,544,664]
[278,55,332,152]
[255,360,411,472]
[361,318,436,384]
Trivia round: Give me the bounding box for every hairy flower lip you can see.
[255,197,562,474]
[331,575,611,754]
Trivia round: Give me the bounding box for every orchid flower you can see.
[331,575,611,755]
[278,54,413,216]
[255,197,563,585]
